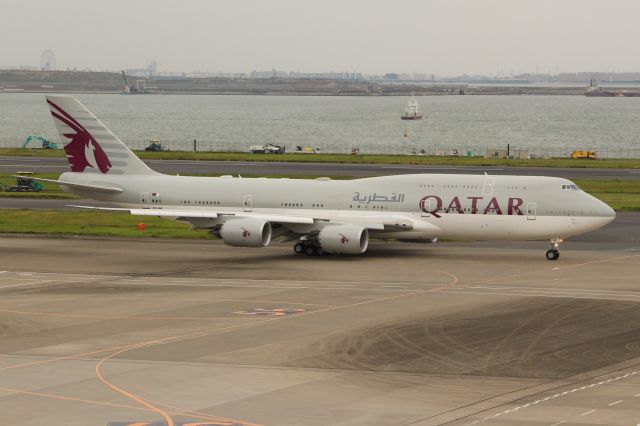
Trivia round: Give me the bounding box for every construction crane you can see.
[121,70,131,94]
[120,70,147,94]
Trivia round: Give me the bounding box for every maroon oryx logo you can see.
[47,99,112,174]
[241,227,251,238]
[339,233,349,244]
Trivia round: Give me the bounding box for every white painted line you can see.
[112,280,412,292]
[0,280,51,290]
[0,271,6,274]
[381,166,504,171]
[581,409,596,416]
[475,284,640,295]
[441,289,640,303]
[0,158,44,162]
[0,271,447,288]
[469,368,640,424]
[0,165,63,168]
[635,393,640,397]
[550,421,566,426]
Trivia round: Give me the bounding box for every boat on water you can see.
[585,78,640,97]
[585,79,616,97]
[401,93,423,120]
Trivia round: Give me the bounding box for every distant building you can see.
[557,72,640,83]
[148,61,158,76]
[250,69,287,78]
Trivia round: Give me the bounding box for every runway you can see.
[1,156,639,179]
[0,231,639,425]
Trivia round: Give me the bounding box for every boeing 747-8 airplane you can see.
[31,96,615,260]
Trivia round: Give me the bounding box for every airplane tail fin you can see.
[46,95,155,176]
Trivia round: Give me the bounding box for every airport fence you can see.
[2,136,640,159]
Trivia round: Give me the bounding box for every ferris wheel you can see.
[41,50,56,71]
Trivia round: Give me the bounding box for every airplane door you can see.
[243,194,253,212]
[527,202,537,220]
[140,192,150,209]
[482,176,496,196]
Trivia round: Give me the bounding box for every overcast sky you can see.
[3,0,640,76]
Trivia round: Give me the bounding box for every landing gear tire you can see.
[546,249,560,261]
[294,237,327,257]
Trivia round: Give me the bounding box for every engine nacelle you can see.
[318,224,369,254]
[220,218,271,247]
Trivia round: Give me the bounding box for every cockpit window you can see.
[561,184,581,190]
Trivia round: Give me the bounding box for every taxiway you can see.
[0,226,639,425]
[1,156,638,179]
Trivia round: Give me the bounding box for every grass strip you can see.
[1,148,638,169]
[574,179,640,211]
[0,209,211,239]
[1,174,638,210]
[0,173,354,199]
[0,178,637,238]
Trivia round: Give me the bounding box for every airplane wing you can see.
[67,205,429,231]
[69,205,314,225]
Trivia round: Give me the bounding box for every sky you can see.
[3,0,640,76]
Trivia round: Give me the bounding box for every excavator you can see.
[22,135,58,149]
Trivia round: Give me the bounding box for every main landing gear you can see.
[293,237,327,256]
[545,238,563,261]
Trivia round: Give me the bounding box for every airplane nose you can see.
[597,199,616,225]
[602,201,616,219]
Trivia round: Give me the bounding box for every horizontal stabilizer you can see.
[14,176,123,193]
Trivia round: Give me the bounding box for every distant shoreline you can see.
[4,70,638,96]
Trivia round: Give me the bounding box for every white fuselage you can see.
[60,172,616,242]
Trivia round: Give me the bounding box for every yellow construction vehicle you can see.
[571,150,598,159]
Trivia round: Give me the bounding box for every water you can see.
[1,93,639,158]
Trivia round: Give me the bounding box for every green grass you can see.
[0,209,212,239]
[0,177,637,239]
[1,148,639,168]
[1,173,638,210]
[0,173,79,199]
[574,179,640,211]
[1,170,638,208]
[0,173,354,199]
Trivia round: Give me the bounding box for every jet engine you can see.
[318,224,369,254]
[219,218,271,247]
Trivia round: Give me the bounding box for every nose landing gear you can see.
[546,249,560,260]
[545,238,563,260]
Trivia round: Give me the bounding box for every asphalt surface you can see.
[1,155,639,179]
[0,228,639,425]
[1,155,639,425]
